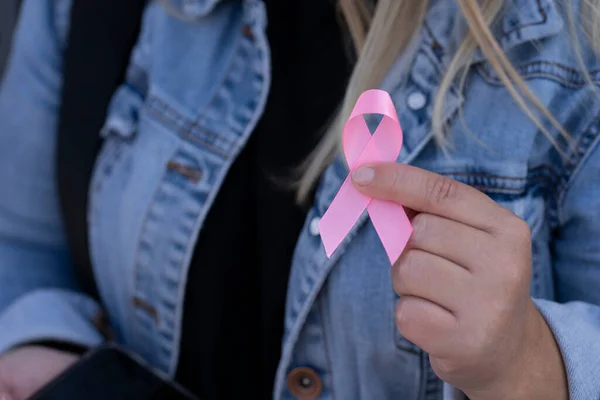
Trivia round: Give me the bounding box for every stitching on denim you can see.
[441,171,528,181]
[144,98,232,159]
[192,16,243,129]
[422,22,441,51]
[421,46,446,78]
[440,167,562,237]
[529,165,561,200]
[502,0,548,37]
[189,17,246,127]
[318,296,336,400]
[477,61,600,88]
[131,166,172,347]
[557,112,600,214]
[424,0,550,52]
[440,167,560,208]
[139,30,255,161]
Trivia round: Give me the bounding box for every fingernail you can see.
[352,167,374,185]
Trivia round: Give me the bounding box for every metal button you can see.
[241,25,253,38]
[92,310,114,341]
[167,161,204,183]
[287,367,323,399]
[309,217,321,236]
[132,296,158,323]
[407,91,427,110]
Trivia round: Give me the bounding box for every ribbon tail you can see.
[368,200,413,264]
[318,176,371,258]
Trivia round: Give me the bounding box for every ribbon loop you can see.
[318,89,413,264]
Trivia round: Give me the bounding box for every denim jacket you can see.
[1,0,600,398]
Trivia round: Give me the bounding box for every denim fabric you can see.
[1,0,600,398]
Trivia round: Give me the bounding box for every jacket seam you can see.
[422,0,549,55]
[502,0,547,37]
[140,6,245,160]
[477,61,600,88]
[318,295,336,400]
[144,97,232,159]
[556,111,600,223]
[129,160,172,366]
[439,168,558,195]
[189,20,244,132]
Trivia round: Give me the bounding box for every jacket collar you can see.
[167,0,565,49]
[500,0,564,49]
[425,0,564,63]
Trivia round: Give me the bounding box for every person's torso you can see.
[83,0,600,398]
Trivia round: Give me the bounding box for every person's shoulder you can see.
[15,0,73,55]
[503,0,600,77]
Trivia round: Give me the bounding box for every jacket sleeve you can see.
[533,118,600,399]
[0,0,104,354]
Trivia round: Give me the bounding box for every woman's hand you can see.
[0,346,79,400]
[352,163,568,400]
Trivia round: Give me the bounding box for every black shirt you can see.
[175,1,352,398]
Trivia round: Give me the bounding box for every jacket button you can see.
[407,91,427,110]
[242,25,253,38]
[309,217,321,236]
[287,367,323,399]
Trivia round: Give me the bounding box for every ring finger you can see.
[392,248,472,314]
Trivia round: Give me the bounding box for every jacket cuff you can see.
[534,298,600,399]
[0,289,105,355]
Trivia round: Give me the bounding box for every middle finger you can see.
[392,249,472,314]
[408,213,492,272]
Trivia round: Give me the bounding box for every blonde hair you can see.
[296,0,600,202]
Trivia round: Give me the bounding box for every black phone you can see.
[28,344,197,400]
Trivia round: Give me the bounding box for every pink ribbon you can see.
[318,89,413,264]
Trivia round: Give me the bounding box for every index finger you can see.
[352,162,510,232]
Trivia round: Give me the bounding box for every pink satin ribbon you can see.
[318,89,413,264]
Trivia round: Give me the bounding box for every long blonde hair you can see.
[296,0,600,202]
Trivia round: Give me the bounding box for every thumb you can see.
[0,361,17,400]
[0,372,14,400]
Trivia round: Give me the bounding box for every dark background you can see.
[0,0,21,80]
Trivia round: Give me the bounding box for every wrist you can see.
[466,301,568,400]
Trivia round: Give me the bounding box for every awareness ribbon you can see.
[318,89,413,264]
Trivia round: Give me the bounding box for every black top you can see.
[175,0,352,398]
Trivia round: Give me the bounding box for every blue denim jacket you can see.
[1,0,600,398]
